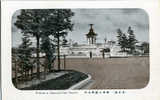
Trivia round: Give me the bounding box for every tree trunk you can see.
[21,72,24,83]
[27,70,29,81]
[44,64,47,79]
[25,70,27,81]
[63,55,66,70]
[57,33,61,71]
[14,59,18,88]
[31,67,33,79]
[36,36,40,79]
[44,57,48,79]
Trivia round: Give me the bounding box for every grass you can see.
[21,70,88,90]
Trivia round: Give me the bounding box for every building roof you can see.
[86,24,97,38]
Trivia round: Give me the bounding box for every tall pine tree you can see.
[41,35,56,73]
[48,9,74,71]
[15,10,49,78]
[17,34,32,81]
[127,26,137,54]
[15,9,74,77]
[117,28,128,52]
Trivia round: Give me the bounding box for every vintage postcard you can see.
[12,9,149,90]
[1,1,160,100]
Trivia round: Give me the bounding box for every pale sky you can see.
[12,9,149,47]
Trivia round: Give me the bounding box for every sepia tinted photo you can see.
[12,9,149,90]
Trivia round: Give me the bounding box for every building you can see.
[60,24,128,58]
[86,24,97,45]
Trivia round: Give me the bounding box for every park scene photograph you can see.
[12,9,149,90]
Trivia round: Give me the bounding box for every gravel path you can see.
[60,57,149,89]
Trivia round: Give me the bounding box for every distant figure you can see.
[90,51,92,59]
[102,51,105,59]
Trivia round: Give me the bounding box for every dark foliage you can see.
[14,9,74,78]
[21,70,88,90]
[117,26,138,54]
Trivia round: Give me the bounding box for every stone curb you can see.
[68,74,92,90]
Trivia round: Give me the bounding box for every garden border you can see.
[68,74,92,90]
